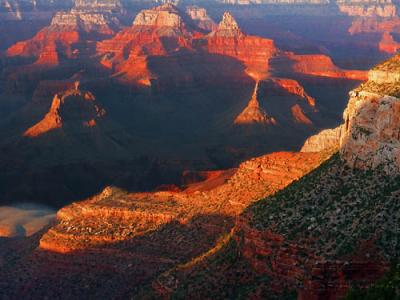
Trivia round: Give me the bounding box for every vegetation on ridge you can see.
[249,154,400,259]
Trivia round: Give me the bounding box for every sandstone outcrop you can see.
[207,12,277,79]
[338,3,397,17]
[234,81,276,125]
[96,3,194,85]
[281,53,368,80]
[340,92,400,174]
[272,78,316,107]
[24,82,106,137]
[301,126,342,152]
[379,32,400,53]
[338,55,400,174]
[186,6,216,32]
[39,151,327,253]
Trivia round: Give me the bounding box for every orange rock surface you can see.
[379,32,400,53]
[285,53,368,80]
[39,151,327,254]
[234,81,277,125]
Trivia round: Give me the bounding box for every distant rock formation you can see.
[379,32,400,54]
[24,83,105,137]
[186,5,216,32]
[338,3,397,17]
[207,12,277,79]
[282,53,368,80]
[6,0,122,65]
[234,81,276,125]
[272,78,316,107]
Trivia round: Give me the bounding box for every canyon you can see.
[0,0,399,299]
[0,2,370,205]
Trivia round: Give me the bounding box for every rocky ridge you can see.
[0,151,331,299]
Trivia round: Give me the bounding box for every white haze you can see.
[0,203,56,238]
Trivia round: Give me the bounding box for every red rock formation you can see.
[6,0,121,66]
[234,81,277,125]
[272,78,316,107]
[7,29,80,66]
[38,151,328,254]
[186,5,217,32]
[379,32,400,53]
[206,12,277,79]
[338,3,397,17]
[284,53,368,80]
[24,82,105,137]
[291,103,313,125]
[97,3,194,85]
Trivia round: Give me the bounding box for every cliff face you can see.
[207,12,277,79]
[278,53,368,80]
[300,54,400,174]
[340,57,400,174]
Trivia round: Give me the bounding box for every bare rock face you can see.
[339,55,400,174]
[212,12,241,37]
[272,78,316,107]
[186,5,216,32]
[281,53,368,80]
[301,126,342,152]
[73,0,123,13]
[378,32,400,54]
[207,12,277,79]
[132,3,185,29]
[297,54,400,174]
[340,91,400,174]
[234,81,276,125]
[24,82,106,137]
[338,3,397,17]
